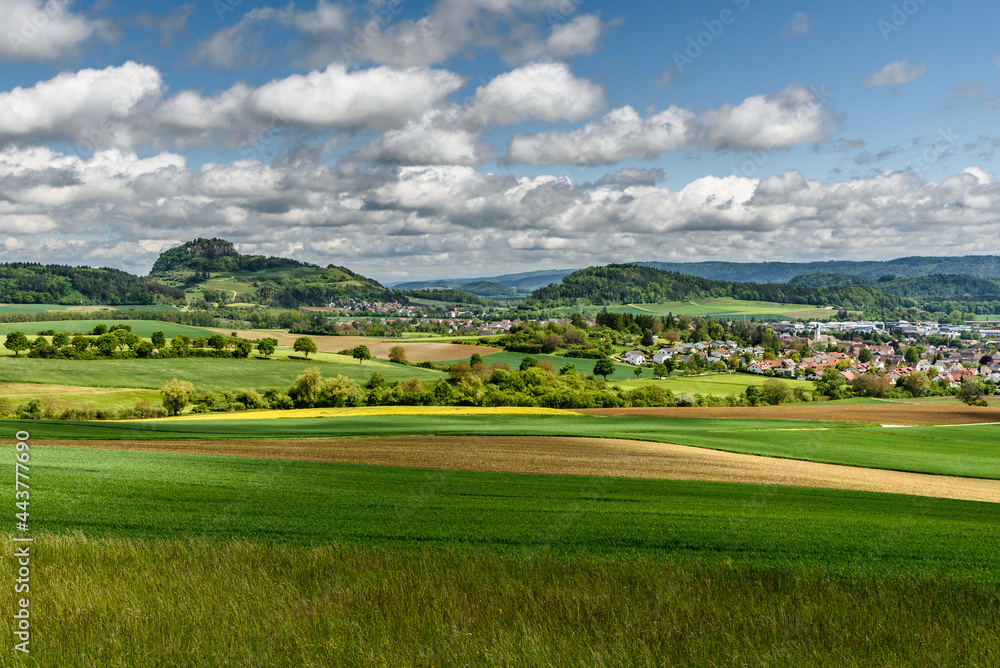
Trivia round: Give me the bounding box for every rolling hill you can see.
[149,238,402,307]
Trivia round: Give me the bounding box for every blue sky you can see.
[1,0,999,281]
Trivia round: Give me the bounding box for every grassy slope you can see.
[15,446,1000,576]
[612,372,814,395]
[8,413,1000,480]
[0,319,213,338]
[0,356,440,391]
[4,536,997,668]
[447,351,636,379]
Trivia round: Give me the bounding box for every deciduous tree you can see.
[160,378,194,416]
[294,336,318,358]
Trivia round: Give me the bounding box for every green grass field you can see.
[445,350,636,379]
[11,446,1000,574]
[0,356,440,391]
[613,372,814,395]
[8,413,1000,480]
[629,299,834,320]
[0,385,160,411]
[5,411,1000,666]
[0,304,178,314]
[5,535,997,668]
[0,319,213,338]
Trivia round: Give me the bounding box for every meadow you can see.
[612,372,815,396]
[448,350,636,379]
[0,319,214,338]
[4,534,998,668]
[10,411,1000,479]
[10,446,1000,572]
[0,304,178,314]
[0,356,440,391]
[6,406,1000,666]
[0,383,159,411]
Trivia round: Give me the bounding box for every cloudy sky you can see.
[1,0,999,281]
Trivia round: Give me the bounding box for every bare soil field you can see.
[578,401,1000,426]
[211,329,499,362]
[39,435,1000,504]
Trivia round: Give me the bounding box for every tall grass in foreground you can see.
[2,533,997,667]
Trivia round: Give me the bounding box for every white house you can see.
[652,349,673,364]
[624,350,646,366]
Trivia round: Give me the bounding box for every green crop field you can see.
[445,350,636,379]
[613,372,815,395]
[629,299,834,319]
[0,319,213,338]
[0,385,160,411]
[10,446,1000,574]
[0,304,178,314]
[0,356,440,391]
[8,413,1000,480]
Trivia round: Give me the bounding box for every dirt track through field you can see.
[211,330,498,362]
[578,402,1000,426]
[37,435,1000,504]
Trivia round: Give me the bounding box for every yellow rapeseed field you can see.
[131,406,583,421]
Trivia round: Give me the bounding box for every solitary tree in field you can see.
[150,330,166,348]
[352,345,371,365]
[160,378,195,416]
[594,358,616,380]
[4,331,28,357]
[654,363,668,378]
[634,366,643,378]
[294,336,317,358]
[257,337,277,358]
[388,345,408,364]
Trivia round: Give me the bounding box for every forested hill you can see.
[0,264,184,305]
[635,255,1000,283]
[790,272,1000,300]
[527,264,897,311]
[150,238,313,275]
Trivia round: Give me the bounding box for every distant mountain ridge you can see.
[634,256,1000,283]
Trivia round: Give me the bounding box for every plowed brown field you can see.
[578,401,1000,426]
[38,435,1000,503]
[211,330,498,362]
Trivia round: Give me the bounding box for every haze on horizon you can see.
[1,0,999,283]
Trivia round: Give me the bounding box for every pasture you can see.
[11,446,1000,571]
[4,535,998,667]
[0,356,439,391]
[0,319,213,338]
[449,350,636,379]
[612,372,815,395]
[0,383,159,412]
[10,409,1000,479]
[213,329,497,362]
